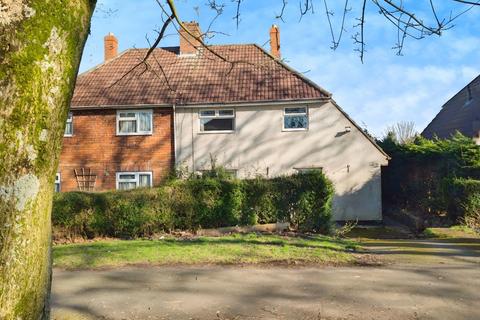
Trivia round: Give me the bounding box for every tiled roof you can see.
[422,75,480,139]
[71,44,330,107]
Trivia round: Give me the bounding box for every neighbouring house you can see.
[58,22,389,221]
[422,75,480,143]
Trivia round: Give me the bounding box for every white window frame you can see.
[199,108,235,133]
[64,112,73,137]
[116,171,153,190]
[282,107,309,131]
[116,109,153,136]
[54,173,61,192]
[294,167,323,174]
[198,168,238,178]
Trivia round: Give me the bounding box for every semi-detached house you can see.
[58,22,389,221]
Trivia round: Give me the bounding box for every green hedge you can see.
[449,178,480,229]
[379,133,480,225]
[52,171,334,240]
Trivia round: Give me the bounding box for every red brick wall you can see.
[58,108,173,192]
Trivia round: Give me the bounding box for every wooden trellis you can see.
[74,168,97,191]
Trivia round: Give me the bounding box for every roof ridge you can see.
[439,73,480,110]
[116,44,257,51]
[208,43,257,48]
[251,44,332,99]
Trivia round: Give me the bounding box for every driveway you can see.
[52,238,480,320]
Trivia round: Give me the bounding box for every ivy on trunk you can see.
[0,1,96,318]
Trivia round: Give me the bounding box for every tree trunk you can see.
[0,1,95,318]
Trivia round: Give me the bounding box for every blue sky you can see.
[80,0,480,137]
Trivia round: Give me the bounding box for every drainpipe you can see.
[172,104,177,170]
[191,107,196,172]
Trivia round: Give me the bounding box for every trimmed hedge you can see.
[449,178,480,230]
[52,170,334,240]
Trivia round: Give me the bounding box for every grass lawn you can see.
[345,226,412,239]
[423,225,479,239]
[53,233,358,269]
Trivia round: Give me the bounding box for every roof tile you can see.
[71,44,330,107]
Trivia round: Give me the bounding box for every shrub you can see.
[52,170,334,240]
[450,178,480,230]
[379,132,480,226]
[272,172,334,233]
[242,178,276,224]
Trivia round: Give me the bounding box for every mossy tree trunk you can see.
[0,1,96,318]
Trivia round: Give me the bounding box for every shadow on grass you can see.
[160,236,357,250]
[361,238,480,264]
[53,234,357,269]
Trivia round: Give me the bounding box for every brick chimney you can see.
[104,32,118,62]
[269,25,280,59]
[179,21,202,55]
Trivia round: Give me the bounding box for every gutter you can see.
[175,98,329,109]
[70,99,330,111]
[70,103,173,111]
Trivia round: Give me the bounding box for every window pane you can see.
[200,110,215,117]
[119,174,136,180]
[296,168,322,174]
[285,107,307,114]
[66,112,72,122]
[138,112,152,132]
[218,110,234,116]
[119,112,136,118]
[225,170,237,178]
[139,174,151,187]
[119,120,137,133]
[201,118,234,131]
[284,115,308,129]
[64,122,72,135]
[119,182,137,190]
[54,174,60,192]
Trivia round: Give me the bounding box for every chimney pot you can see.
[269,25,281,59]
[104,33,118,62]
[179,21,203,55]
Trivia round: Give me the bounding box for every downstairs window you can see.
[116,172,153,190]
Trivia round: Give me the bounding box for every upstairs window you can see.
[283,107,308,131]
[54,173,61,192]
[117,110,153,135]
[199,109,235,132]
[116,172,152,190]
[64,112,73,136]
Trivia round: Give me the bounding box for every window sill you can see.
[63,134,73,138]
[198,130,235,134]
[282,128,308,132]
[116,132,153,136]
